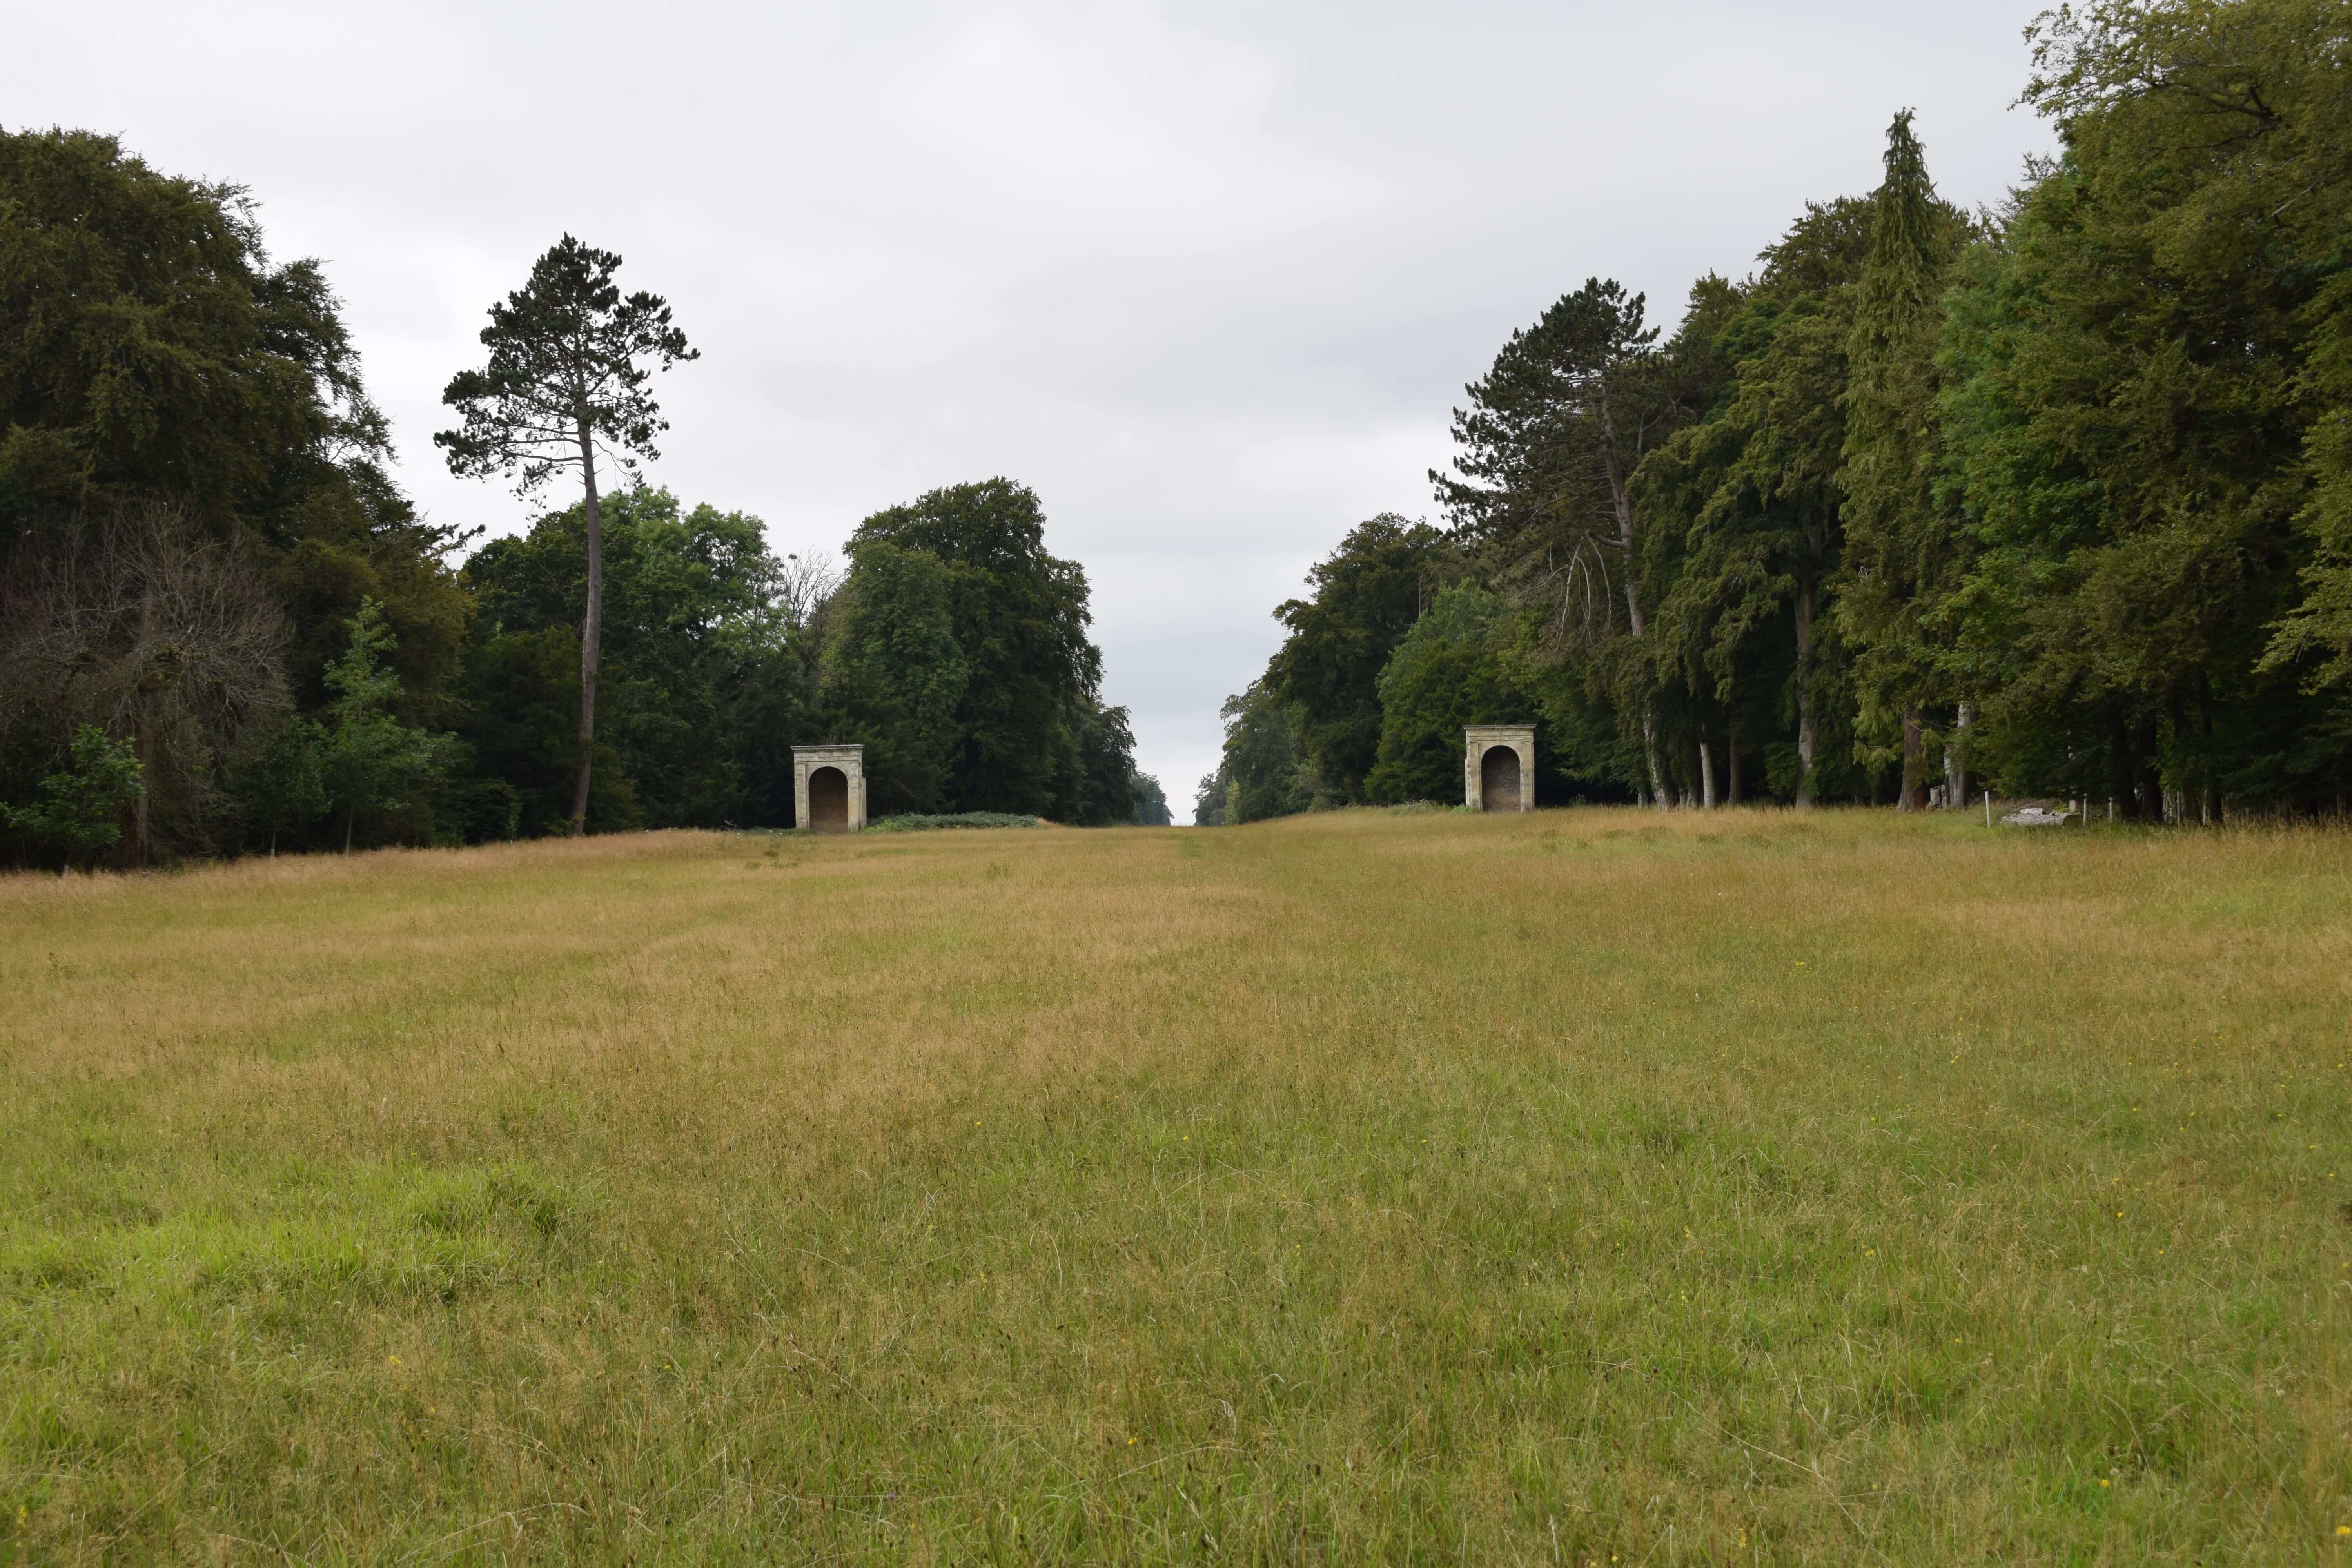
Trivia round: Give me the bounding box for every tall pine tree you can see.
[437,238,695,834]
[1838,112,1968,809]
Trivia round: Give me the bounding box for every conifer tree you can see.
[1838,111,1962,810]
[318,601,451,852]
[1437,279,1686,804]
[436,238,695,833]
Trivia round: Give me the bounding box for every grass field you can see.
[4,808,2350,1563]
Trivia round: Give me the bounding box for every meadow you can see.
[2,808,2348,1564]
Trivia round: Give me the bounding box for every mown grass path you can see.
[4,809,2349,1562]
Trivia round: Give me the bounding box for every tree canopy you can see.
[830,480,1135,824]
[1264,514,1457,803]
[0,131,1149,862]
[1208,0,2352,824]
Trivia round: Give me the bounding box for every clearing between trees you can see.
[3,810,2347,1561]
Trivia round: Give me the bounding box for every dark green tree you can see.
[1068,703,1145,828]
[1838,112,1972,809]
[1,129,377,545]
[0,127,468,828]
[825,539,969,814]
[437,236,696,833]
[452,626,602,834]
[2,724,142,870]
[318,601,453,851]
[1192,773,1226,827]
[1643,205,1873,806]
[1936,0,2352,817]
[837,480,1127,820]
[236,717,327,855]
[1201,681,1314,824]
[459,488,787,832]
[1131,771,1172,826]
[1436,279,1708,803]
[0,131,473,729]
[1264,514,1457,802]
[1365,583,1532,802]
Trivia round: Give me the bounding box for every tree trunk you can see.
[1726,731,1743,805]
[1699,735,1716,809]
[1637,710,1667,811]
[1947,701,1972,809]
[1899,708,1927,811]
[134,732,151,866]
[571,423,604,835]
[1599,381,1669,811]
[344,803,355,855]
[2200,698,2218,825]
[2107,708,2136,819]
[1794,577,1818,809]
[2134,718,2163,821]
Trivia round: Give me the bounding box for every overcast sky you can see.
[8,1,2055,820]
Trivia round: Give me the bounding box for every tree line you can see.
[1200,0,2352,826]
[0,129,1163,869]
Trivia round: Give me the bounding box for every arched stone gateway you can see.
[792,744,866,832]
[1463,725,1535,813]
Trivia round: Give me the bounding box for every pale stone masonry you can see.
[1464,725,1535,813]
[793,744,867,832]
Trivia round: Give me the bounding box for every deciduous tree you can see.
[1645,205,1872,807]
[1265,515,1457,802]
[1365,582,1532,803]
[2,725,142,870]
[838,480,1128,821]
[459,487,787,831]
[0,504,289,859]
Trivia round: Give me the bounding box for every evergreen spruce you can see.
[1838,111,1960,811]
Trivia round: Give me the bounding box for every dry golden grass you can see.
[4,808,2350,1563]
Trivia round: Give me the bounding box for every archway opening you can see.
[809,766,849,831]
[1481,745,1521,812]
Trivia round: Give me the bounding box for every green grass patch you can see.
[3,810,2349,1560]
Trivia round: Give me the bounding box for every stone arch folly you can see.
[793,744,867,832]
[1464,725,1534,813]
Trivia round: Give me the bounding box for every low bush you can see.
[867,811,1044,832]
